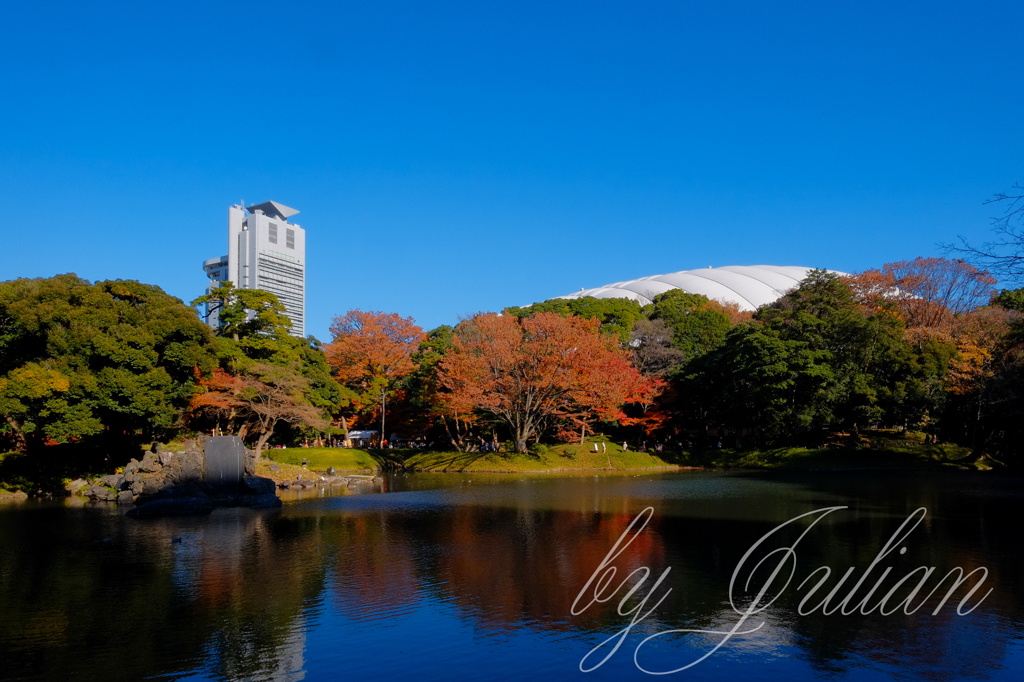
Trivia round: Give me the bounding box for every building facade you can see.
[203,200,306,337]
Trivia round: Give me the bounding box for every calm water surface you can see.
[1,470,1022,681]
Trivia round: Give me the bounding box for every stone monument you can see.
[204,436,247,486]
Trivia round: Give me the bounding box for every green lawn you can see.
[263,447,380,472]
[399,439,674,473]
[265,431,989,475]
[396,430,987,473]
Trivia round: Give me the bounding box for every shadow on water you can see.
[1,470,1022,681]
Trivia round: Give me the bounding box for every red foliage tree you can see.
[188,367,245,433]
[845,257,996,334]
[326,310,425,438]
[438,311,655,453]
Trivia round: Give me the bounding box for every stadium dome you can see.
[559,265,843,311]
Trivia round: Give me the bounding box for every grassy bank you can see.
[400,441,674,473]
[0,429,994,495]
[257,431,990,476]
[263,447,379,472]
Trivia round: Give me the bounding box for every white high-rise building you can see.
[203,200,306,337]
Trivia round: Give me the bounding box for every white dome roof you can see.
[559,265,843,311]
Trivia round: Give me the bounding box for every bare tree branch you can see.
[943,181,1024,283]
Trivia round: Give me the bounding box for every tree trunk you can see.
[514,421,530,453]
[4,416,26,450]
[253,420,276,462]
[440,416,462,452]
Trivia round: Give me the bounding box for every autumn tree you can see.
[232,362,329,459]
[629,319,685,377]
[187,367,244,434]
[403,325,477,450]
[326,310,425,440]
[437,311,654,453]
[845,257,996,336]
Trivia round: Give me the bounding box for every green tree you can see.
[0,275,216,451]
[644,289,733,361]
[192,282,293,360]
[680,271,920,446]
[189,284,348,445]
[504,296,645,342]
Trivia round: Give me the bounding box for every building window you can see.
[286,228,295,249]
[268,223,278,244]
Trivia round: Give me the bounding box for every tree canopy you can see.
[437,311,654,453]
[326,310,425,436]
[504,296,645,342]
[0,275,216,450]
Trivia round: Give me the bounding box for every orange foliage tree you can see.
[437,311,655,453]
[189,364,328,458]
[845,257,996,335]
[326,310,425,438]
[188,367,245,434]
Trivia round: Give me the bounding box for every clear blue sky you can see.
[2,1,1022,340]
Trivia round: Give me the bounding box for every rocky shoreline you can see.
[68,436,282,515]
[264,462,384,492]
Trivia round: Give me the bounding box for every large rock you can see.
[116,491,135,506]
[139,453,162,473]
[124,459,140,475]
[130,479,144,495]
[158,451,174,467]
[166,450,203,484]
[268,463,281,473]
[67,479,89,494]
[182,439,197,451]
[126,497,214,518]
[101,474,124,489]
[88,486,117,501]
[139,473,166,495]
[243,476,277,496]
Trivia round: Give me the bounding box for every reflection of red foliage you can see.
[329,515,420,618]
[435,508,668,628]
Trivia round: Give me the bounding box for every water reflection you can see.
[0,471,1021,681]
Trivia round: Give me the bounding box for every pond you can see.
[1,470,1022,681]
